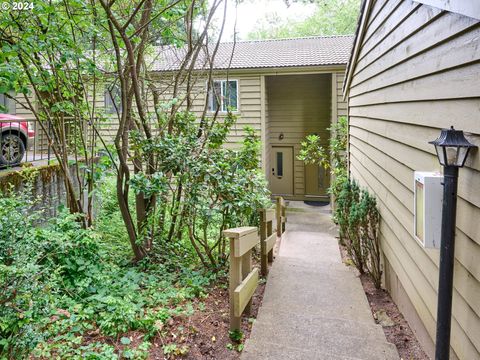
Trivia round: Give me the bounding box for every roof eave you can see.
[152,63,348,74]
[342,0,374,100]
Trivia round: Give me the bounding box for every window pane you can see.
[208,81,221,112]
[223,80,237,111]
[105,85,122,114]
[277,152,283,177]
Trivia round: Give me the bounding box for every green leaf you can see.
[120,337,131,345]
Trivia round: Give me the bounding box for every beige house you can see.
[155,36,353,201]
[344,0,480,358]
[3,36,353,201]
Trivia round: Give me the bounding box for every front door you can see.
[305,164,329,196]
[270,146,294,195]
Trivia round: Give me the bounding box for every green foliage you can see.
[247,0,361,39]
[328,117,349,203]
[335,180,382,287]
[0,186,216,359]
[130,110,270,268]
[297,116,348,202]
[298,134,329,169]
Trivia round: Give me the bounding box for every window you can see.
[276,152,283,177]
[0,92,16,114]
[207,80,238,112]
[104,85,122,114]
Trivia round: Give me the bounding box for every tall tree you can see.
[247,0,360,39]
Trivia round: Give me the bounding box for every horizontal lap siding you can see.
[347,0,480,358]
[336,72,347,117]
[179,73,262,149]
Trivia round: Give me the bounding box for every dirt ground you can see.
[339,244,430,360]
[360,273,429,360]
[143,280,265,360]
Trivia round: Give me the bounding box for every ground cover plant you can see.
[0,183,212,359]
[0,121,269,359]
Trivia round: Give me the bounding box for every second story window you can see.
[207,80,238,112]
[105,84,122,114]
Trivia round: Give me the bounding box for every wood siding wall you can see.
[347,1,480,358]
[158,72,263,149]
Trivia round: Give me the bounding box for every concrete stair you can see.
[241,205,399,360]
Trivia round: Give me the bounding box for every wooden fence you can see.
[223,197,287,330]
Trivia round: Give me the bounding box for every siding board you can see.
[347,3,480,356]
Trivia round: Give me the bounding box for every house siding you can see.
[155,72,263,149]
[346,0,480,359]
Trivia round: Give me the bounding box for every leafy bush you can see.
[335,180,382,288]
[297,116,348,204]
[130,111,270,268]
[0,186,216,359]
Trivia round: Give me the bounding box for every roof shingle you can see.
[152,35,354,71]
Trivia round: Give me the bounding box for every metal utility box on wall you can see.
[414,172,443,249]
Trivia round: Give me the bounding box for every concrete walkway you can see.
[242,204,399,360]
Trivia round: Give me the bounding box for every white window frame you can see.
[207,79,239,113]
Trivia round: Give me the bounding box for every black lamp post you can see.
[429,126,477,360]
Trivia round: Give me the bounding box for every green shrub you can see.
[335,180,382,288]
[0,186,216,359]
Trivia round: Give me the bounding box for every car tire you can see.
[0,133,26,166]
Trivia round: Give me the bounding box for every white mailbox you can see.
[414,171,443,249]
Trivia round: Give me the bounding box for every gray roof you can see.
[151,35,354,71]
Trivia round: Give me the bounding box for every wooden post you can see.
[259,208,275,276]
[276,197,282,236]
[276,196,286,236]
[224,226,259,331]
[267,219,274,262]
[242,250,252,315]
[229,236,242,330]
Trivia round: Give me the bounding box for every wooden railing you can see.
[223,227,259,331]
[276,196,287,236]
[224,197,287,330]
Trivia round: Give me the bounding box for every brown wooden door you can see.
[305,163,329,196]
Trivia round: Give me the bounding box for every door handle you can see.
[272,168,275,176]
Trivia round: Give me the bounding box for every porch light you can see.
[429,126,477,167]
[429,126,476,360]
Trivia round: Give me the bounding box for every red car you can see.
[0,114,35,166]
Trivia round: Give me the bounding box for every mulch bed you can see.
[144,278,265,359]
[339,244,429,360]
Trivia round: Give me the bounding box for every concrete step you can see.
[255,308,386,341]
[241,335,400,360]
[284,212,338,236]
[248,319,398,360]
[244,320,399,360]
[262,261,373,324]
[273,256,353,274]
[278,230,342,263]
[241,342,361,360]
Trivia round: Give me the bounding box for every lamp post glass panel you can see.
[429,126,477,360]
